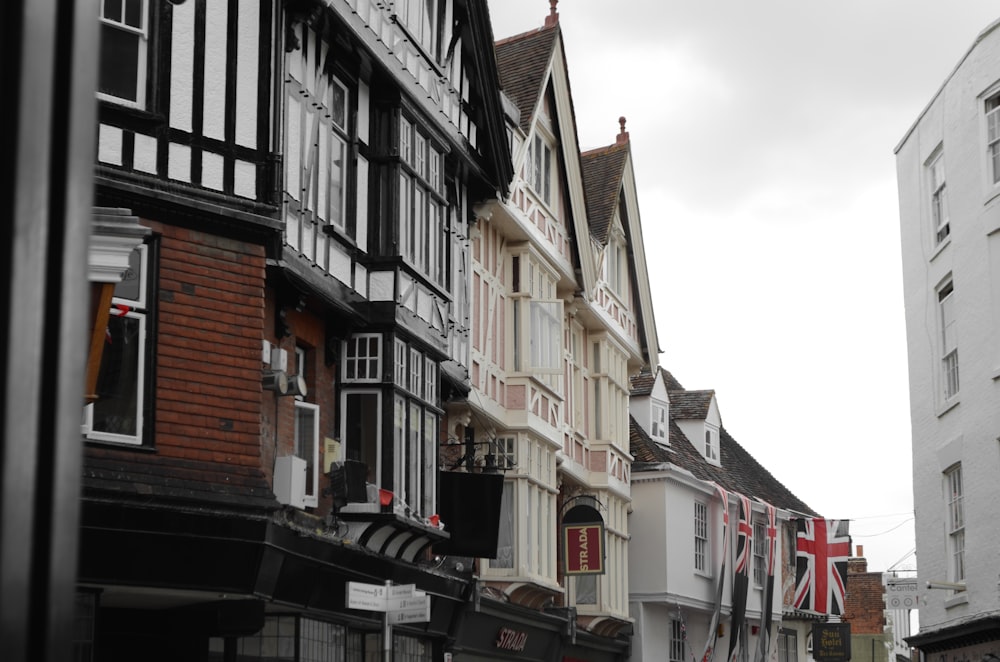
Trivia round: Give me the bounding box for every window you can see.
[778,629,798,662]
[938,281,959,401]
[651,403,667,441]
[529,301,562,371]
[945,464,965,582]
[670,619,686,662]
[294,401,320,507]
[343,334,381,382]
[495,437,516,470]
[284,26,354,263]
[528,132,553,205]
[606,235,627,296]
[399,116,447,286]
[576,574,597,605]
[694,501,708,572]
[753,518,767,586]
[928,151,949,243]
[396,0,439,57]
[491,481,515,569]
[98,0,148,107]
[704,426,719,462]
[342,390,380,489]
[987,93,1000,185]
[84,243,150,445]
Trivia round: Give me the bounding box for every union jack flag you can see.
[734,494,753,575]
[793,518,851,616]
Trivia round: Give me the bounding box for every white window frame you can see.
[928,150,949,244]
[340,388,382,489]
[694,501,708,573]
[97,0,149,108]
[987,92,1000,186]
[294,401,320,507]
[393,338,407,387]
[938,280,959,402]
[495,437,516,470]
[399,115,447,286]
[651,403,667,441]
[753,518,767,586]
[83,243,149,445]
[396,0,438,57]
[670,619,686,662]
[945,463,965,582]
[527,299,563,373]
[605,233,627,297]
[423,356,436,404]
[528,131,553,206]
[704,425,719,462]
[343,334,382,383]
[408,347,422,395]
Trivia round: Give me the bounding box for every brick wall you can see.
[844,556,886,635]
[147,221,266,469]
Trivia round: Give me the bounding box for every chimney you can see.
[616,116,629,145]
[544,0,559,27]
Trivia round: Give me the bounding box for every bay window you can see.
[84,243,151,445]
[399,116,447,286]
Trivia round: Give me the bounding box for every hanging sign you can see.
[562,502,605,575]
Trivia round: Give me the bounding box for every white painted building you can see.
[628,368,820,662]
[895,15,1000,662]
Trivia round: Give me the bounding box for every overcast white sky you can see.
[487,0,1000,576]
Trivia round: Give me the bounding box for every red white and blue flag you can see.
[753,501,777,662]
[701,484,730,662]
[727,494,753,662]
[794,518,851,616]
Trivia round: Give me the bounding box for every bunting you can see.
[727,494,753,662]
[701,484,730,662]
[753,501,777,662]
[793,518,851,616]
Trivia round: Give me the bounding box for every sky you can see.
[487,0,1000,577]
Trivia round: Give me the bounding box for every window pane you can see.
[124,0,143,27]
[345,392,379,483]
[103,0,123,20]
[491,481,514,568]
[99,25,140,102]
[92,314,143,437]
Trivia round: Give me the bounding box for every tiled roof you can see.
[83,446,280,513]
[630,368,655,396]
[495,25,558,134]
[661,369,685,391]
[580,141,628,244]
[630,372,818,515]
[668,390,714,420]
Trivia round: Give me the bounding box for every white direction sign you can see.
[346,582,431,623]
[386,598,432,624]
[346,581,387,612]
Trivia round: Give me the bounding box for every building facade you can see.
[628,368,820,662]
[445,5,659,662]
[895,15,1000,662]
[82,0,511,659]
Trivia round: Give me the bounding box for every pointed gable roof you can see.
[629,368,656,396]
[630,370,818,516]
[580,129,629,245]
[495,25,558,135]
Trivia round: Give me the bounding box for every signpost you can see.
[346,581,431,662]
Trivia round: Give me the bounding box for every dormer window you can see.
[651,403,667,442]
[704,425,719,463]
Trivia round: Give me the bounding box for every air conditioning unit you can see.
[274,455,307,508]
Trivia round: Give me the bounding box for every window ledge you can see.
[944,592,969,609]
[929,236,951,262]
[937,397,960,418]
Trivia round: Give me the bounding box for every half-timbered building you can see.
[447,6,659,661]
[79,0,511,659]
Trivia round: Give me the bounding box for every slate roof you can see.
[580,141,628,244]
[495,25,558,134]
[83,445,280,514]
[668,390,715,420]
[630,373,818,516]
[629,368,655,396]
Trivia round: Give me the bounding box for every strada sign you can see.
[563,524,604,575]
